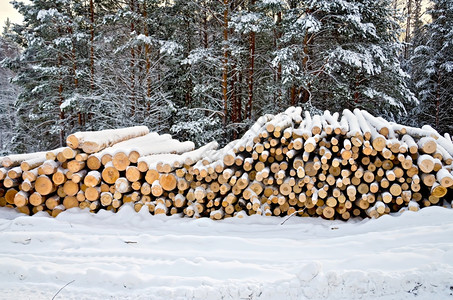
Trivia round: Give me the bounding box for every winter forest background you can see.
[0,0,451,155]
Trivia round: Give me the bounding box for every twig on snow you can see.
[280,209,305,225]
[52,280,75,300]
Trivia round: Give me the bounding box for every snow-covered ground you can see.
[0,206,452,300]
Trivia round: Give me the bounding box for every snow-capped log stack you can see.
[0,107,453,220]
[0,126,200,216]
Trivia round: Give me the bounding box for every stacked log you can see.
[1,108,453,220]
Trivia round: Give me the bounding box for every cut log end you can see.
[66,134,79,149]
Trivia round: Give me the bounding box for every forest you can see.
[0,0,452,154]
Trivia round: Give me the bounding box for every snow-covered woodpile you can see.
[1,107,453,219]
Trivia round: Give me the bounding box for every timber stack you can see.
[1,107,453,220]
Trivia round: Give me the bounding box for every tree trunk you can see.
[275,11,282,106]
[66,13,82,126]
[89,0,95,91]
[290,85,296,106]
[405,0,412,59]
[301,29,311,103]
[185,19,192,107]
[135,1,142,81]
[237,68,242,123]
[354,74,360,103]
[57,33,65,147]
[231,63,237,126]
[143,0,151,113]
[246,0,255,121]
[222,0,229,127]
[202,10,208,49]
[130,0,136,116]
[246,30,255,120]
[435,74,440,130]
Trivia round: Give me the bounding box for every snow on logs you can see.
[1,110,453,219]
[66,126,150,153]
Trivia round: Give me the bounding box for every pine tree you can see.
[8,0,175,151]
[410,0,453,134]
[293,0,416,120]
[8,0,75,151]
[0,21,20,154]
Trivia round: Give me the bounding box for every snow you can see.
[41,159,58,170]
[353,109,371,138]
[437,169,453,187]
[89,132,171,161]
[138,153,182,170]
[159,40,182,56]
[59,97,74,110]
[115,177,130,194]
[330,47,379,75]
[295,14,321,34]
[136,34,152,45]
[36,8,60,21]
[230,12,262,33]
[1,206,452,299]
[343,109,362,138]
[86,170,101,181]
[1,150,48,168]
[184,141,218,160]
[69,126,150,152]
[261,0,284,4]
[133,140,195,158]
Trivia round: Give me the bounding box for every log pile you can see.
[1,108,453,220]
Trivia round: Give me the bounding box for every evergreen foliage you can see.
[409,0,453,134]
[0,22,20,154]
[0,0,450,153]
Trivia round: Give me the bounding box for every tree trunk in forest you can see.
[202,11,208,49]
[89,0,95,91]
[231,62,241,140]
[275,11,282,106]
[301,29,312,103]
[67,15,82,126]
[55,27,65,147]
[185,19,192,107]
[57,53,65,147]
[130,0,136,116]
[435,74,440,130]
[405,0,412,59]
[246,0,256,120]
[354,75,360,103]
[412,0,423,34]
[222,0,229,127]
[290,85,296,106]
[247,30,255,119]
[237,69,242,123]
[288,0,299,106]
[231,63,236,125]
[69,33,78,89]
[143,0,151,113]
[135,1,142,79]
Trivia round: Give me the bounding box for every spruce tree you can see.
[0,22,20,154]
[8,0,75,151]
[291,0,415,120]
[410,0,453,134]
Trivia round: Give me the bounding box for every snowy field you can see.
[0,206,453,300]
